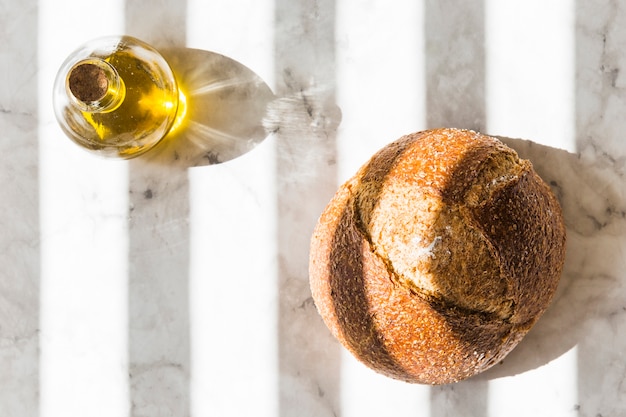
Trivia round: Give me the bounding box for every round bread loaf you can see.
[309,128,566,384]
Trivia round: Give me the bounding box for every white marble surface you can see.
[1,0,626,416]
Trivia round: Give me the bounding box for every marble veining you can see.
[1,0,626,417]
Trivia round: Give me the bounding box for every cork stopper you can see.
[68,63,109,102]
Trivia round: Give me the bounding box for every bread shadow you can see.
[476,137,625,380]
[140,47,276,167]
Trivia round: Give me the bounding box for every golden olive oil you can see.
[54,36,180,158]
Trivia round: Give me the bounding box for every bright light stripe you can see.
[38,1,129,417]
[185,0,275,89]
[488,346,578,416]
[186,2,277,415]
[485,0,576,152]
[340,351,431,417]
[188,138,278,417]
[335,0,425,183]
[335,0,427,413]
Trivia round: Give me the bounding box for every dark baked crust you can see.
[309,128,566,384]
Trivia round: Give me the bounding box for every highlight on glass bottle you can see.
[53,36,182,158]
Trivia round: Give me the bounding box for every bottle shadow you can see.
[476,136,625,380]
[142,47,276,167]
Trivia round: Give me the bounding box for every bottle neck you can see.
[66,58,126,113]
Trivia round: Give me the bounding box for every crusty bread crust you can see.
[309,128,566,384]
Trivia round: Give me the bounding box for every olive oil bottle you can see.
[53,36,180,158]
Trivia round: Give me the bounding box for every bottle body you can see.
[53,36,179,158]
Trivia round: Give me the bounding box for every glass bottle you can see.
[53,36,180,158]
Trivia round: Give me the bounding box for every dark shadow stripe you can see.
[126,169,191,417]
[425,0,486,132]
[124,2,191,416]
[1,1,40,416]
[125,0,189,48]
[575,1,626,415]
[272,0,342,415]
[424,0,488,413]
